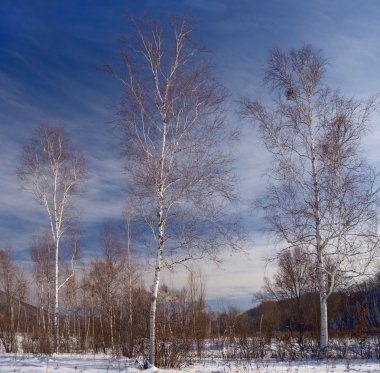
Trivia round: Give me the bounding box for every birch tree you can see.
[17,124,86,353]
[240,45,379,351]
[105,16,239,366]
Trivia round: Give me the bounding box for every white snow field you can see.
[0,354,380,373]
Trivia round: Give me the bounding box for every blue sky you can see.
[1,0,380,310]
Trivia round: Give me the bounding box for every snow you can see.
[0,354,380,372]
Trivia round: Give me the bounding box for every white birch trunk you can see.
[149,207,164,366]
[309,97,329,353]
[127,220,133,354]
[317,246,328,351]
[149,257,161,365]
[53,239,59,353]
[320,294,328,350]
[149,183,165,365]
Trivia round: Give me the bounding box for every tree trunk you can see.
[320,296,328,350]
[17,298,21,334]
[110,305,115,354]
[127,220,133,356]
[149,114,166,367]
[149,243,163,366]
[100,313,105,353]
[149,185,165,365]
[309,101,328,353]
[91,302,95,351]
[53,240,59,353]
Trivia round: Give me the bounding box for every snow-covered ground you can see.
[1,354,380,373]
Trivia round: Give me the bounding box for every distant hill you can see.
[241,286,380,338]
[0,290,40,333]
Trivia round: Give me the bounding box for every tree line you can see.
[1,239,380,365]
[0,239,207,365]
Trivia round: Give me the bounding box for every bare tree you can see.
[31,228,55,347]
[263,247,315,352]
[240,45,379,351]
[265,247,312,301]
[17,124,87,353]
[187,268,208,357]
[14,264,27,335]
[0,249,17,352]
[121,208,143,357]
[99,221,125,353]
[105,15,240,366]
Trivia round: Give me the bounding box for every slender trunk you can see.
[75,312,79,351]
[9,292,14,340]
[17,298,21,334]
[149,239,163,365]
[91,302,95,351]
[99,312,105,353]
[85,308,90,351]
[53,238,59,353]
[52,167,61,354]
[317,243,328,350]
[127,221,133,354]
[149,188,165,365]
[47,281,52,337]
[307,96,327,352]
[110,305,115,353]
[41,303,46,334]
[320,295,328,349]
[149,116,167,366]
[67,307,71,341]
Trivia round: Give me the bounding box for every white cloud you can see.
[155,234,276,311]
[76,155,127,224]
